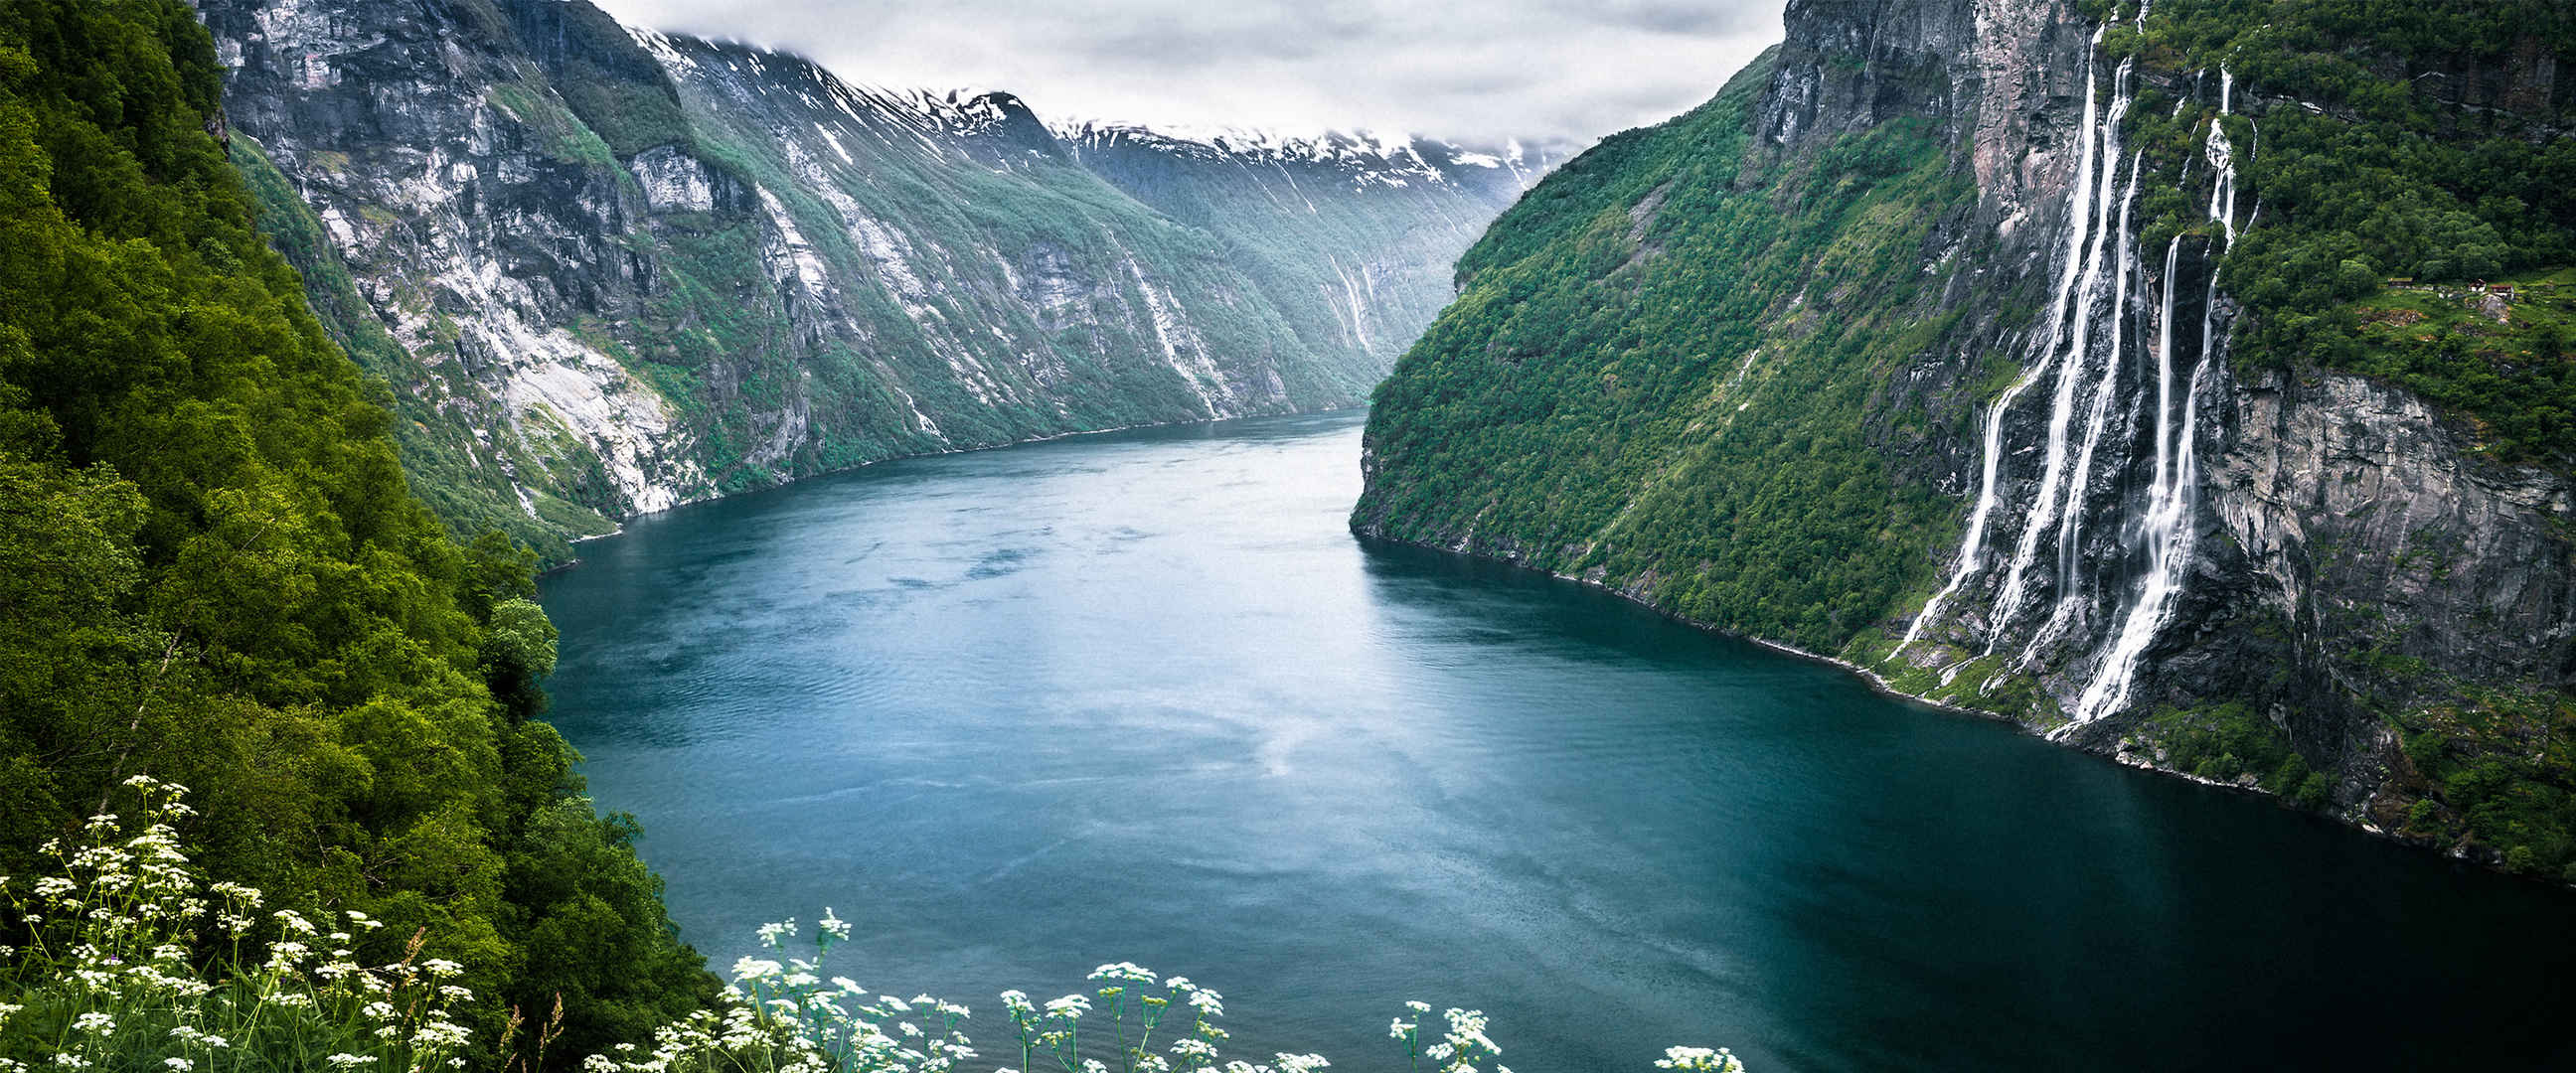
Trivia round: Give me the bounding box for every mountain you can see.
[1357,0,2576,878]
[0,0,713,1057]
[195,0,1545,559]
[1056,123,1561,367]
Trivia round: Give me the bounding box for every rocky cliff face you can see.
[197,0,1538,556]
[1059,124,1561,364]
[1356,0,2576,871]
[1831,0,2576,818]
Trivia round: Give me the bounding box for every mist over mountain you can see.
[589,0,1788,143]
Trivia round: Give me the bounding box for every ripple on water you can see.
[541,412,2576,1073]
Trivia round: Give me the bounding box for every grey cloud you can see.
[590,0,1787,144]
[1574,0,1778,36]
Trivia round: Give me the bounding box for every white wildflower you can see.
[1087,963,1158,985]
[755,920,796,948]
[411,1018,471,1048]
[1656,1046,1745,1072]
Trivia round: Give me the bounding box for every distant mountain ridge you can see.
[198,0,1549,559]
[1053,121,1563,193]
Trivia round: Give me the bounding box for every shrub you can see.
[0,777,480,1072]
[4,779,1748,1073]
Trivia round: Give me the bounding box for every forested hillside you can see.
[0,0,713,1058]
[1358,0,2576,879]
[1358,47,1971,654]
[198,0,1537,561]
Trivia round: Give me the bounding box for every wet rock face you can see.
[1763,0,2572,797]
[1762,0,1977,144]
[198,0,1535,549]
[2205,372,2576,742]
[203,0,706,521]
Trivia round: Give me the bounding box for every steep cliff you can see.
[1358,0,2576,877]
[198,0,1537,558]
[1059,125,1561,370]
[0,1,713,1054]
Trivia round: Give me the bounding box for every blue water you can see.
[541,411,2576,1071]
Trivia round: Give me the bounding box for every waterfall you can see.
[1989,55,2136,658]
[2150,235,2181,524]
[2073,68,2240,724]
[1895,46,2112,656]
[1901,44,2256,726]
[2028,149,2144,662]
[1895,37,2112,657]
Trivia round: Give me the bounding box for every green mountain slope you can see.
[1356,50,1977,654]
[1358,0,2576,878]
[196,0,1537,562]
[0,0,712,1056]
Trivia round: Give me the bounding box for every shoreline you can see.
[1345,526,2550,884]
[538,404,1372,572]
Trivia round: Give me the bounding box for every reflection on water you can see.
[543,411,2576,1071]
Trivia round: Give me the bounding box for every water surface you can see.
[543,411,2576,1071]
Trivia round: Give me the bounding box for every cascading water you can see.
[1896,35,2114,658]
[2029,147,2143,662]
[1988,55,2138,658]
[2073,69,2241,723]
[1897,39,2250,726]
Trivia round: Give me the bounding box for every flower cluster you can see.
[0,777,478,1073]
[586,914,973,1073]
[596,944,1363,1073]
[1655,1045,1747,1072]
[1388,1002,1508,1073]
[2,779,1752,1073]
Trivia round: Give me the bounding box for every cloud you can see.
[584,0,1788,145]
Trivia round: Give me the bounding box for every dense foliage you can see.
[2107,0,2576,467]
[0,1,715,1060]
[2,781,1753,1072]
[2105,0,2576,875]
[1361,0,2576,877]
[2137,704,2333,809]
[2388,688,2576,882]
[1355,50,1974,653]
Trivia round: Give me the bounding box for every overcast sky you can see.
[586,0,1789,146]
